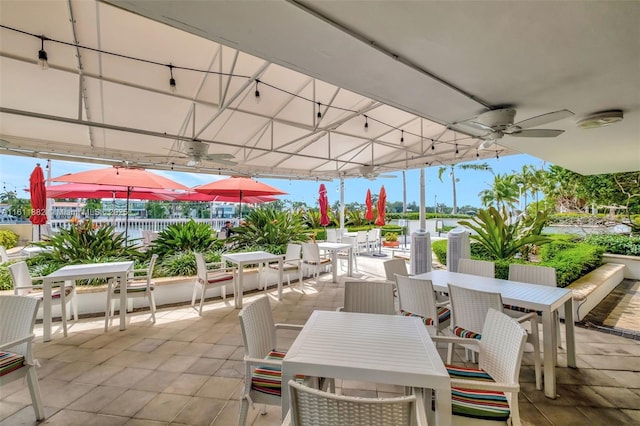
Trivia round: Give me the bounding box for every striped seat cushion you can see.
[452,326,482,340]
[269,262,299,271]
[206,273,234,284]
[399,307,450,326]
[503,304,542,316]
[251,349,307,397]
[446,365,510,421]
[114,282,154,293]
[0,351,25,377]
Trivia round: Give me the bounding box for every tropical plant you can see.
[0,229,19,248]
[458,206,552,260]
[151,220,217,257]
[228,206,309,253]
[384,232,398,242]
[301,209,322,229]
[438,162,492,214]
[346,209,366,227]
[479,173,520,211]
[35,220,140,264]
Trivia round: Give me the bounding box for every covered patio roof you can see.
[1,1,638,180]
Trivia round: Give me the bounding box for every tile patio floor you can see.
[2,255,640,425]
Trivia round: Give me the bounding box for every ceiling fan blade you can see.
[378,174,397,179]
[467,121,495,131]
[203,156,237,166]
[513,109,574,129]
[509,129,565,138]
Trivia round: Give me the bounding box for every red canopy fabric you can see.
[318,184,330,226]
[365,188,374,222]
[46,183,176,201]
[174,191,278,203]
[375,185,386,226]
[29,165,47,225]
[51,166,189,190]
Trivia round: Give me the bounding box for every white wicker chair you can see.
[283,380,428,426]
[0,295,45,420]
[301,243,331,284]
[0,246,27,263]
[238,296,304,426]
[457,258,495,278]
[191,252,234,315]
[366,228,381,252]
[446,284,542,391]
[325,228,339,242]
[432,308,528,426]
[337,236,358,273]
[269,243,303,291]
[383,258,409,282]
[395,274,450,336]
[338,280,396,315]
[356,230,368,254]
[508,264,562,349]
[106,254,158,330]
[9,261,77,337]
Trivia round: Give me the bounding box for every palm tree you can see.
[479,173,520,211]
[438,163,492,214]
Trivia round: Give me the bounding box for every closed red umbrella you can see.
[193,176,287,219]
[319,184,330,226]
[29,164,47,240]
[375,185,386,226]
[365,188,374,222]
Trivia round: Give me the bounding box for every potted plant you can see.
[382,232,399,248]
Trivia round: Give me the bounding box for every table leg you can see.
[541,310,556,398]
[43,280,52,342]
[331,250,338,283]
[565,299,577,368]
[119,273,127,331]
[277,259,283,300]
[236,265,244,309]
[435,386,452,426]
[347,248,353,277]
[281,369,293,421]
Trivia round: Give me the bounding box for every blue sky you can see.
[0,153,548,209]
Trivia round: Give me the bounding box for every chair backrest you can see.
[508,264,557,287]
[447,284,503,334]
[301,243,320,263]
[143,254,158,288]
[8,262,34,296]
[326,228,338,242]
[394,275,438,320]
[356,230,368,244]
[238,296,277,360]
[478,308,528,385]
[194,253,209,284]
[0,246,9,263]
[284,243,302,262]
[383,258,408,282]
[340,236,357,250]
[457,258,495,278]
[288,379,419,426]
[343,281,396,315]
[0,295,40,357]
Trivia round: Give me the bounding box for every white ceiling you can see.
[1,0,638,179]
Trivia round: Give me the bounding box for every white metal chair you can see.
[191,252,234,315]
[338,280,396,315]
[0,295,45,420]
[457,258,495,278]
[432,308,528,426]
[301,243,331,283]
[106,254,158,329]
[238,295,304,426]
[9,261,77,337]
[383,258,409,282]
[395,274,450,336]
[283,379,428,426]
[337,235,358,272]
[0,245,27,263]
[508,264,562,349]
[446,284,542,391]
[269,243,303,291]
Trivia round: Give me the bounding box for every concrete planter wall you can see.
[603,254,640,279]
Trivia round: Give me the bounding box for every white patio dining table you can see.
[41,261,134,342]
[415,269,576,399]
[316,242,353,282]
[282,310,451,425]
[221,251,283,308]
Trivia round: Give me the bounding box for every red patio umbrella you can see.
[375,185,386,226]
[29,164,47,240]
[174,191,278,204]
[365,188,374,222]
[46,183,177,201]
[51,165,188,241]
[318,184,330,227]
[193,176,287,219]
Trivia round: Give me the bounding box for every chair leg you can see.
[71,282,78,321]
[60,294,68,337]
[199,285,206,315]
[221,284,226,300]
[105,286,112,332]
[238,397,250,426]
[530,319,543,391]
[191,283,198,308]
[446,342,454,365]
[26,367,45,420]
[149,291,156,323]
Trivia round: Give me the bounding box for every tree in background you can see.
[479,173,519,212]
[146,201,169,219]
[438,163,493,214]
[83,199,102,218]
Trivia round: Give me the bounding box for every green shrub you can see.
[539,241,604,287]
[0,230,19,248]
[384,232,398,242]
[229,207,310,253]
[432,239,447,265]
[152,220,216,258]
[159,251,196,276]
[583,234,640,256]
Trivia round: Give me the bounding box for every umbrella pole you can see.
[239,190,242,223]
[125,187,131,245]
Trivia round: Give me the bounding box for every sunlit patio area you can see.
[2,254,639,426]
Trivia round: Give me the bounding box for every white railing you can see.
[49,218,234,236]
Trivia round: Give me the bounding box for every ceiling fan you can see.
[467,108,574,149]
[146,141,237,166]
[358,165,397,180]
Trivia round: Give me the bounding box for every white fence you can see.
[49,218,234,238]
